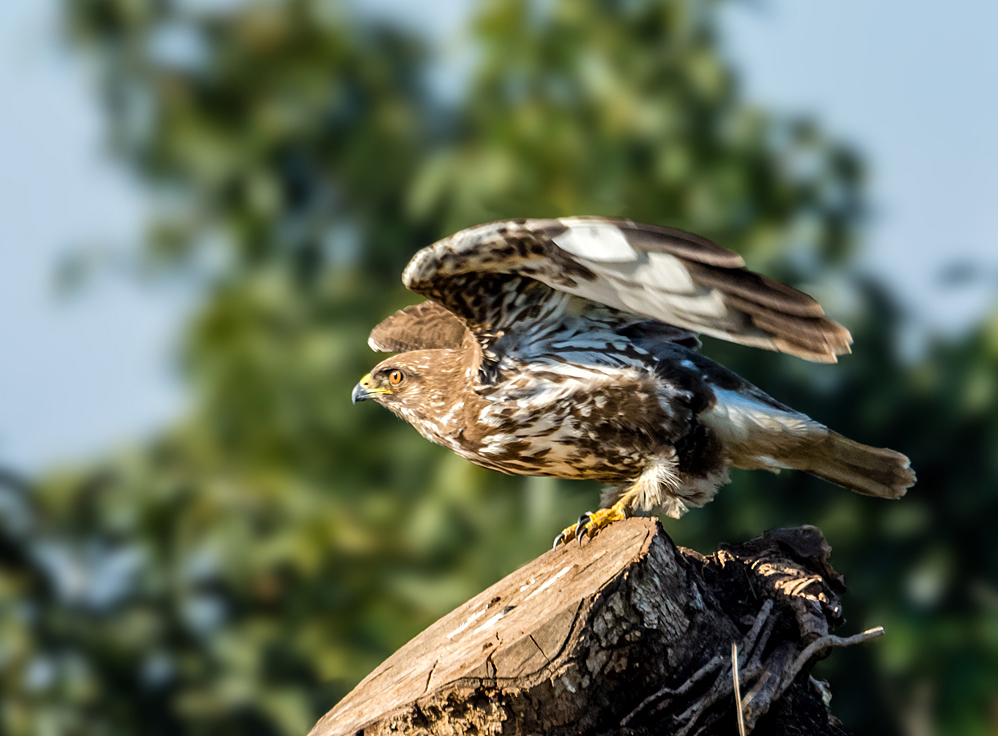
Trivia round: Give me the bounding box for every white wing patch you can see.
[540,227,735,332]
[554,221,636,262]
[635,252,697,291]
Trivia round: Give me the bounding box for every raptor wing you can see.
[401,217,851,362]
[368,300,469,353]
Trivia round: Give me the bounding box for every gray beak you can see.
[351,382,371,404]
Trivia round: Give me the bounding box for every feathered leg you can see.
[554,453,679,547]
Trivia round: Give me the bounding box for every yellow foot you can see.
[552,501,630,548]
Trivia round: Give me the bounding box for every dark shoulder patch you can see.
[683,352,797,414]
[630,341,715,415]
[616,320,702,352]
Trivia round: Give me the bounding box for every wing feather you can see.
[368,301,469,353]
[402,217,852,362]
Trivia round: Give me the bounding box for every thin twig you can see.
[621,649,725,726]
[732,642,746,736]
[741,641,794,729]
[743,613,777,678]
[622,600,775,730]
[737,599,774,663]
[775,626,885,702]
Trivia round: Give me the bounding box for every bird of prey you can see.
[351,218,915,546]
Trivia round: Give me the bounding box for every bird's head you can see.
[351,350,461,425]
[351,346,474,443]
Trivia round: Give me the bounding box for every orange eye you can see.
[388,370,404,386]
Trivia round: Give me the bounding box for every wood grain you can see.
[309,520,877,736]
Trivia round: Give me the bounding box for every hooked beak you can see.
[351,373,389,404]
[351,382,371,404]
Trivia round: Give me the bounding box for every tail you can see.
[701,383,916,500]
[777,431,915,499]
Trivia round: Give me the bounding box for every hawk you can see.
[351,218,915,545]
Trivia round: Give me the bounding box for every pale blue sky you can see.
[1,0,996,472]
[0,0,182,472]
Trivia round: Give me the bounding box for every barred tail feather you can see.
[782,431,915,499]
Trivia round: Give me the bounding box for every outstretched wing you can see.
[368,300,469,352]
[402,217,851,362]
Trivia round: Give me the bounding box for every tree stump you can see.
[309,518,883,736]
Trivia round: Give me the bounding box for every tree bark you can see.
[309,519,882,736]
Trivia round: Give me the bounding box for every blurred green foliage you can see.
[0,0,995,734]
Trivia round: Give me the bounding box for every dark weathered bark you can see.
[310,519,882,736]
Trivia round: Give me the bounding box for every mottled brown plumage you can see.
[352,218,914,543]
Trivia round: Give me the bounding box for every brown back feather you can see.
[368,301,469,353]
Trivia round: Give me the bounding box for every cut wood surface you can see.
[309,519,882,736]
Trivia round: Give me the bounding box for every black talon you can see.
[553,532,566,550]
[575,513,592,547]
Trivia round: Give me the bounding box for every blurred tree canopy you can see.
[0,0,995,734]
